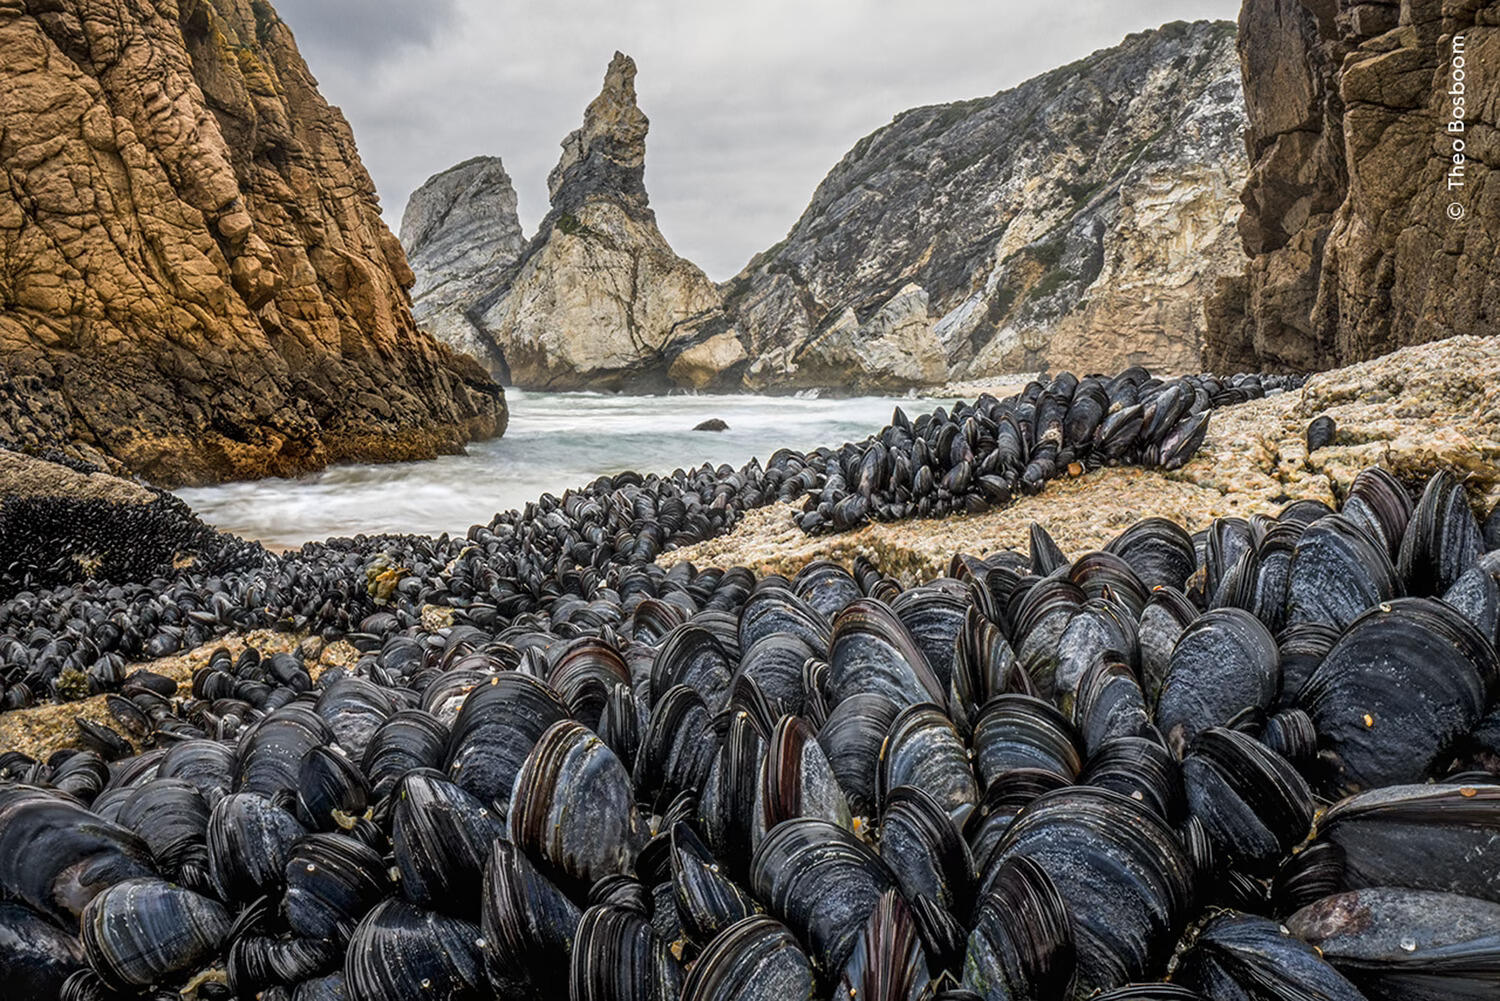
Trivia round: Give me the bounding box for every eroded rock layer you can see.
[0,0,505,486]
[1206,0,1500,371]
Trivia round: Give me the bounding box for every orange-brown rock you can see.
[0,0,505,486]
[1207,0,1500,371]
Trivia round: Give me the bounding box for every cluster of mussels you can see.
[0,366,1295,712]
[2,462,1500,1000]
[791,369,1299,533]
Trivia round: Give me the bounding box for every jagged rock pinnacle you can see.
[547,51,652,215]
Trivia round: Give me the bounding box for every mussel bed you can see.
[2,370,1500,1000]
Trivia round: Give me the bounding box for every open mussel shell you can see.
[1285,514,1401,630]
[80,876,231,990]
[1398,469,1485,597]
[1174,912,1365,1001]
[0,900,87,996]
[962,855,1075,1001]
[758,714,851,845]
[0,786,155,925]
[1298,597,1498,793]
[284,832,391,941]
[988,786,1194,997]
[296,745,370,831]
[817,693,899,818]
[481,838,580,998]
[345,898,487,1001]
[569,903,682,1001]
[750,817,898,975]
[828,599,946,708]
[878,702,978,823]
[1155,607,1278,757]
[837,889,931,1001]
[680,915,816,1001]
[1287,887,1500,1001]
[1181,727,1314,878]
[1309,783,1500,901]
[879,785,975,917]
[509,720,647,895]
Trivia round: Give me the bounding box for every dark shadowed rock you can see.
[693,419,729,432]
[1207,0,1500,371]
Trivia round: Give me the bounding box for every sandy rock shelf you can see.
[0,632,361,761]
[664,337,1500,583]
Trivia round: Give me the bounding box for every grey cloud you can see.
[274,0,1242,279]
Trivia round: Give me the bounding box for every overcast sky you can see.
[274,0,1241,280]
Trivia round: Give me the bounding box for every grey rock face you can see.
[726,18,1249,384]
[400,157,526,376]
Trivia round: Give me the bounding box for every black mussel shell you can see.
[1175,912,1364,1001]
[680,915,815,1001]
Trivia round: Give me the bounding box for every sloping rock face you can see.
[464,53,725,390]
[1206,0,1500,372]
[0,0,505,487]
[400,157,525,378]
[726,19,1248,387]
[0,448,263,599]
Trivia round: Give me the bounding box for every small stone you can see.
[693,418,729,432]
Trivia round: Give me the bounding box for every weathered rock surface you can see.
[0,0,505,486]
[1207,0,1500,371]
[0,448,259,598]
[725,19,1249,388]
[451,52,725,390]
[400,156,526,377]
[669,335,1500,582]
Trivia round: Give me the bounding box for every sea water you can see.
[174,390,957,547]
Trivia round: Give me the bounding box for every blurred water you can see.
[173,389,955,547]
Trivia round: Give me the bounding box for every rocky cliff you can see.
[0,0,505,487]
[450,53,724,390]
[726,19,1249,389]
[405,23,1249,392]
[1206,0,1500,371]
[400,156,526,378]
